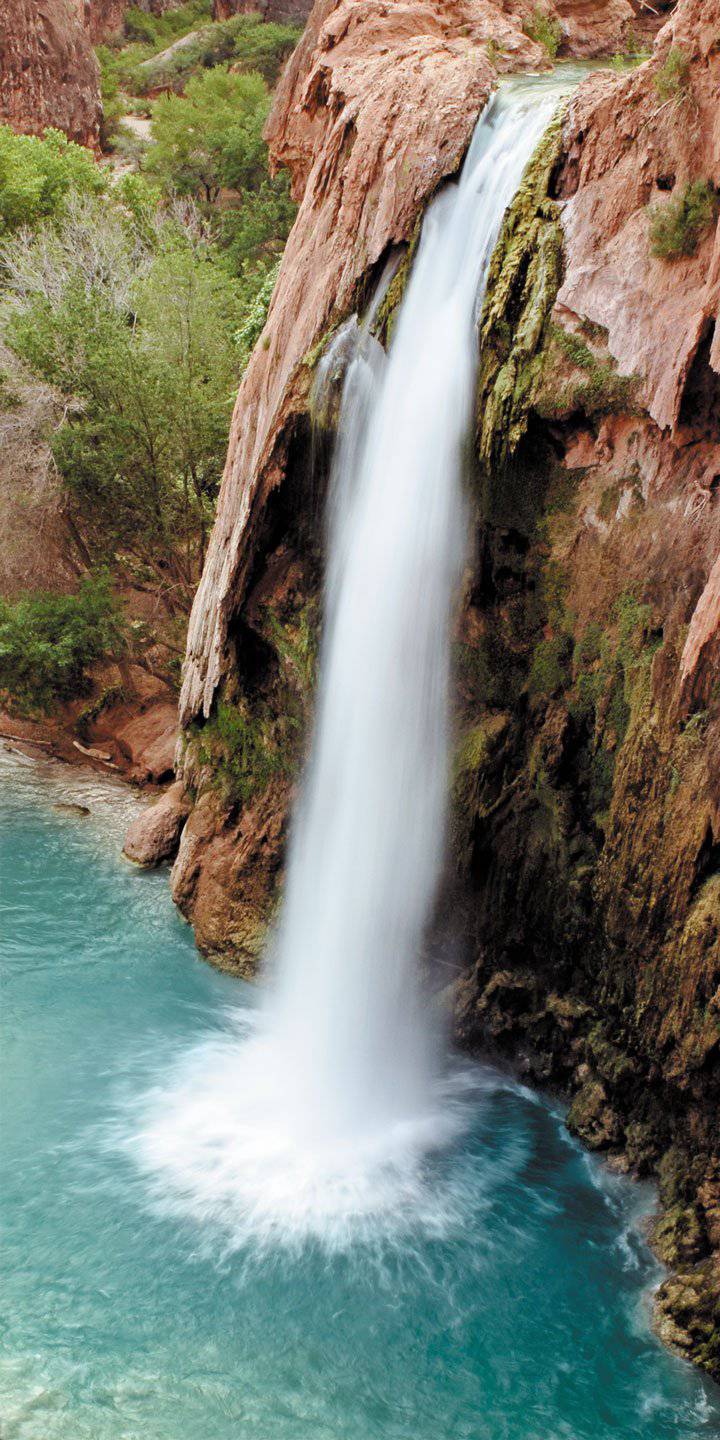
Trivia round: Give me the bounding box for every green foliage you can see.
[96,48,126,148]
[649,181,718,261]
[0,574,124,711]
[0,127,104,234]
[576,622,603,667]
[220,176,296,275]
[234,259,279,364]
[2,197,244,592]
[136,14,300,94]
[146,67,271,203]
[654,45,690,102]
[610,25,650,70]
[522,6,562,59]
[123,0,212,47]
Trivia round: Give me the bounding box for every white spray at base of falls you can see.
[120,78,580,1249]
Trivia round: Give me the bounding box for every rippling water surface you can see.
[2,749,719,1439]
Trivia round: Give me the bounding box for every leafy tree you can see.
[146,67,271,203]
[0,127,104,233]
[220,173,295,275]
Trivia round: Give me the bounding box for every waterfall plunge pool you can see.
[2,749,719,1439]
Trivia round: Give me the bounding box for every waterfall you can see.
[125,78,577,1249]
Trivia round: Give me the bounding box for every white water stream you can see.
[125,77,581,1248]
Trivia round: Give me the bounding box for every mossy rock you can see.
[476,109,566,468]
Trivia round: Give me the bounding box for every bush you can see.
[649,181,718,260]
[654,45,690,102]
[0,127,104,233]
[146,67,271,203]
[523,6,562,60]
[0,574,124,710]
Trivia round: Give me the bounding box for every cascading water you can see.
[124,78,580,1248]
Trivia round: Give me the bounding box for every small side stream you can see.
[1,749,718,1439]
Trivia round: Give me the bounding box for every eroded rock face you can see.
[557,0,720,432]
[0,0,101,148]
[170,781,289,974]
[84,0,128,40]
[212,0,312,21]
[554,0,634,56]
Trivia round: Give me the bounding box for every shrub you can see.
[654,45,690,102]
[234,259,280,366]
[220,175,296,274]
[649,180,718,260]
[195,699,286,804]
[523,6,562,60]
[0,127,104,233]
[0,574,124,711]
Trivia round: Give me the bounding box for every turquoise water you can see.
[1,749,719,1440]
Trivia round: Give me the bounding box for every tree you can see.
[146,66,271,204]
[2,196,243,600]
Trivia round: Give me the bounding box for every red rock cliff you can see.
[0,0,101,148]
[212,0,313,22]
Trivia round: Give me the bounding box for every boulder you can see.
[123,780,191,866]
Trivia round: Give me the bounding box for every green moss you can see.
[190,698,290,806]
[649,181,718,261]
[536,324,640,421]
[528,633,573,698]
[476,110,566,467]
[371,218,423,348]
[263,600,318,699]
[302,322,338,371]
[576,623,603,667]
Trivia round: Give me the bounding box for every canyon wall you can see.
[168,0,719,1378]
[212,0,313,22]
[0,0,101,148]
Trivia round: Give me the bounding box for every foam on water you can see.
[121,75,595,1247]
